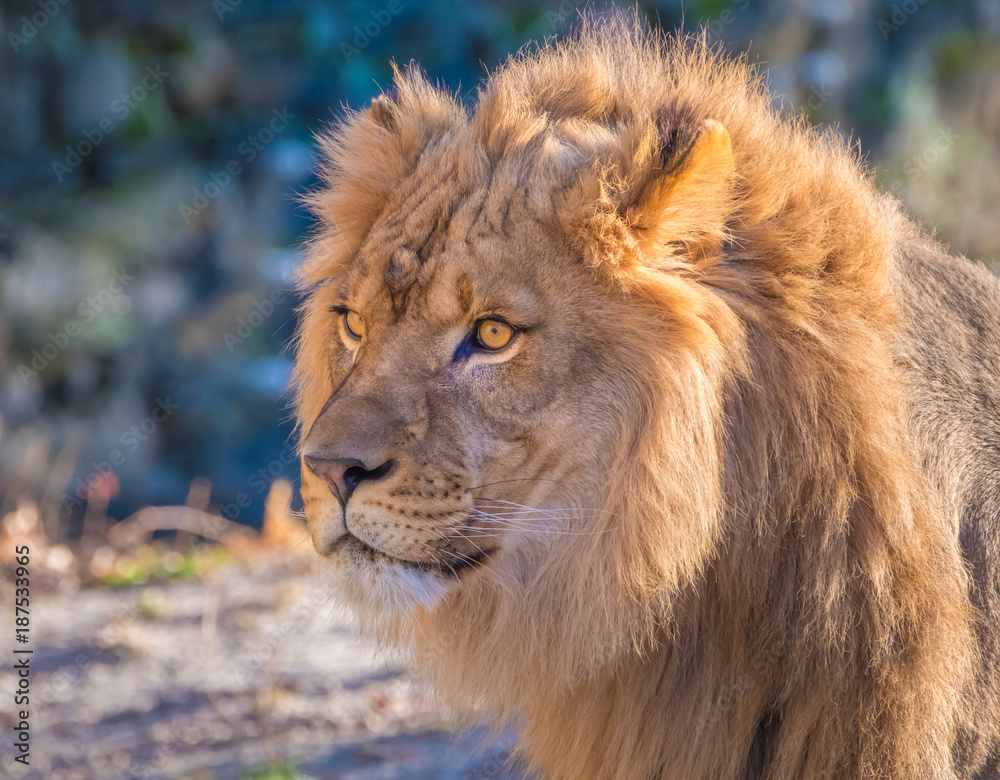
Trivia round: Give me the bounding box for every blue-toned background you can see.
[1,0,998,537]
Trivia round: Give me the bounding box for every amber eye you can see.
[473,318,514,351]
[342,310,365,341]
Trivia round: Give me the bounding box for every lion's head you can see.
[295,24,742,660]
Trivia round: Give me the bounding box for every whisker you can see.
[457,510,620,536]
[445,529,489,558]
[441,547,481,570]
[450,525,615,537]
[470,506,609,516]
[465,477,567,492]
[472,498,624,520]
[406,509,622,543]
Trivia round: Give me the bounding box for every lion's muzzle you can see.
[301,389,497,574]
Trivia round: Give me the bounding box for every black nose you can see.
[304,455,396,504]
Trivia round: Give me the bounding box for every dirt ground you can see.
[0,554,531,779]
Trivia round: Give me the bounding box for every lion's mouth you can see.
[339,533,491,577]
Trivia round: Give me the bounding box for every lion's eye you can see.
[472,318,514,351]
[342,310,365,341]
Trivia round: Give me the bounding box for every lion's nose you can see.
[304,454,396,504]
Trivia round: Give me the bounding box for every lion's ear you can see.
[625,119,735,259]
[564,118,736,282]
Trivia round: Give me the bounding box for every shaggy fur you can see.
[293,15,1000,780]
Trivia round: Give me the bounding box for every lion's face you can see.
[297,62,737,634]
[300,161,639,617]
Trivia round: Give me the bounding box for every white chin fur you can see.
[333,553,452,622]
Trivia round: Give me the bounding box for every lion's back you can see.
[892,228,1000,773]
[892,233,1000,526]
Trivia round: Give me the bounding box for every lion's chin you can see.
[330,536,457,621]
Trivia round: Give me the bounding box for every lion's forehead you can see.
[351,167,552,331]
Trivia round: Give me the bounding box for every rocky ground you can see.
[0,554,531,779]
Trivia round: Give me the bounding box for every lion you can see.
[292,14,1000,780]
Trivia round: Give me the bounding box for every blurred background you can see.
[0,0,997,778]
